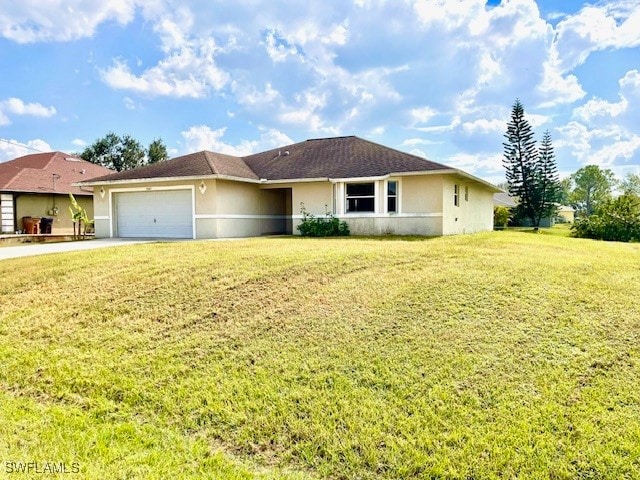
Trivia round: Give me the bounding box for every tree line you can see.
[79,133,168,172]
[502,99,640,242]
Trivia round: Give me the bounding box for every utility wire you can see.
[0,138,47,152]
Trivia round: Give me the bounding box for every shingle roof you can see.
[82,136,454,184]
[0,152,113,195]
[86,151,259,183]
[243,136,452,180]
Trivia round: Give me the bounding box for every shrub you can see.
[493,206,511,229]
[571,194,640,242]
[297,203,350,237]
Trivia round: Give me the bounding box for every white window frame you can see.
[345,181,376,214]
[386,179,399,214]
[454,184,459,207]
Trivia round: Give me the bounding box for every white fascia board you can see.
[449,170,503,192]
[260,177,330,185]
[75,174,260,187]
[392,169,502,192]
[329,175,389,183]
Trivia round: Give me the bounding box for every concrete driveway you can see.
[0,238,161,260]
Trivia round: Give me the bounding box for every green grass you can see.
[1,232,640,479]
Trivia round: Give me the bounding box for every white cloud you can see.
[553,3,640,72]
[101,12,229,98]
[180,125,293,156]
[409,106,437,126]
[0,139,51,162]
[573,97,628,123]
[536,61,585,107]
[556,120,640,167]
[461,118,505,135]
[233,82,280,106]
[71,138,87,147]
[0,0,138,43]
[1,97,56,117]
[444,152,504,174]
[0,97,56,125]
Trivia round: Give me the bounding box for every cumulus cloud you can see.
[0,0,138,43]
[0,139,52,162]
[553,2,640,73]
[180,125,293,156]
[0,97,56,125]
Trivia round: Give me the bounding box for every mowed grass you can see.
[1,232,640,479]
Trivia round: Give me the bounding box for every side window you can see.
[387,180,398,213]
[454,184,459,207]
[465,186,469,202]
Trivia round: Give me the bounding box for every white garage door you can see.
[115,190,193,238]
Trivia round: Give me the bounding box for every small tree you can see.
[569,165,616,217]
[493,206,511,229]
[68,193,93,239]
[148,138,169,164]
[80,132,147,171]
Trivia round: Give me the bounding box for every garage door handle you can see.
[154,218,156,223]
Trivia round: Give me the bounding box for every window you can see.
[387,180,398,213]
[346,183,375,212]
[465,186,469,202]
[454,184,459,206]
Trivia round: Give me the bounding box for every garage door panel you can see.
[116,190,193,238]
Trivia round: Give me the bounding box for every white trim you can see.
[330,175,388,183]
[195,214,288,220]
[94,215,110,220]
[385,178,400,214]
[108,185,196,239]
[259,177,329,185]
[292,212,443,219]
[78,174,260,187]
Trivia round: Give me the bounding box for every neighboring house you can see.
[79,136,501,239]
[556,205,575,223]
[493,192,575,226]
[493,192,517,208]
[0,152,112,234]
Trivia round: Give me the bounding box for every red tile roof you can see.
[0,152,113,196]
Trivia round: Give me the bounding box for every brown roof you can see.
[243,136,452,179]
[0,152,113,196]
[82,136,453,184]
[86,150,259,183]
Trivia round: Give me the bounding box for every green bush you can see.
[571,194,640,242]
[493,206,511,229]
[297,203,350,237]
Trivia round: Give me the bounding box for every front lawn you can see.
[1,233,639,479]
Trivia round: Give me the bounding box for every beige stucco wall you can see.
[442,177,494,235]
[92,174,495,239]
[15,193,93,235]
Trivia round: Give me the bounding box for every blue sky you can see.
[1,0,639,185]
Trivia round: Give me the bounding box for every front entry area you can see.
[114,190,193,238]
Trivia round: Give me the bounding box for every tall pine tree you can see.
[503,100,560,228]
[503,99,538,226]
[532,129,561,226]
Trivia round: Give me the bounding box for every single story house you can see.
[0,152,112,234]
[79,136,501,239]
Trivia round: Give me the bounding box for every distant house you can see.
[80,136,501,239]
[0,152,112,234]
[493,192,575,226]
